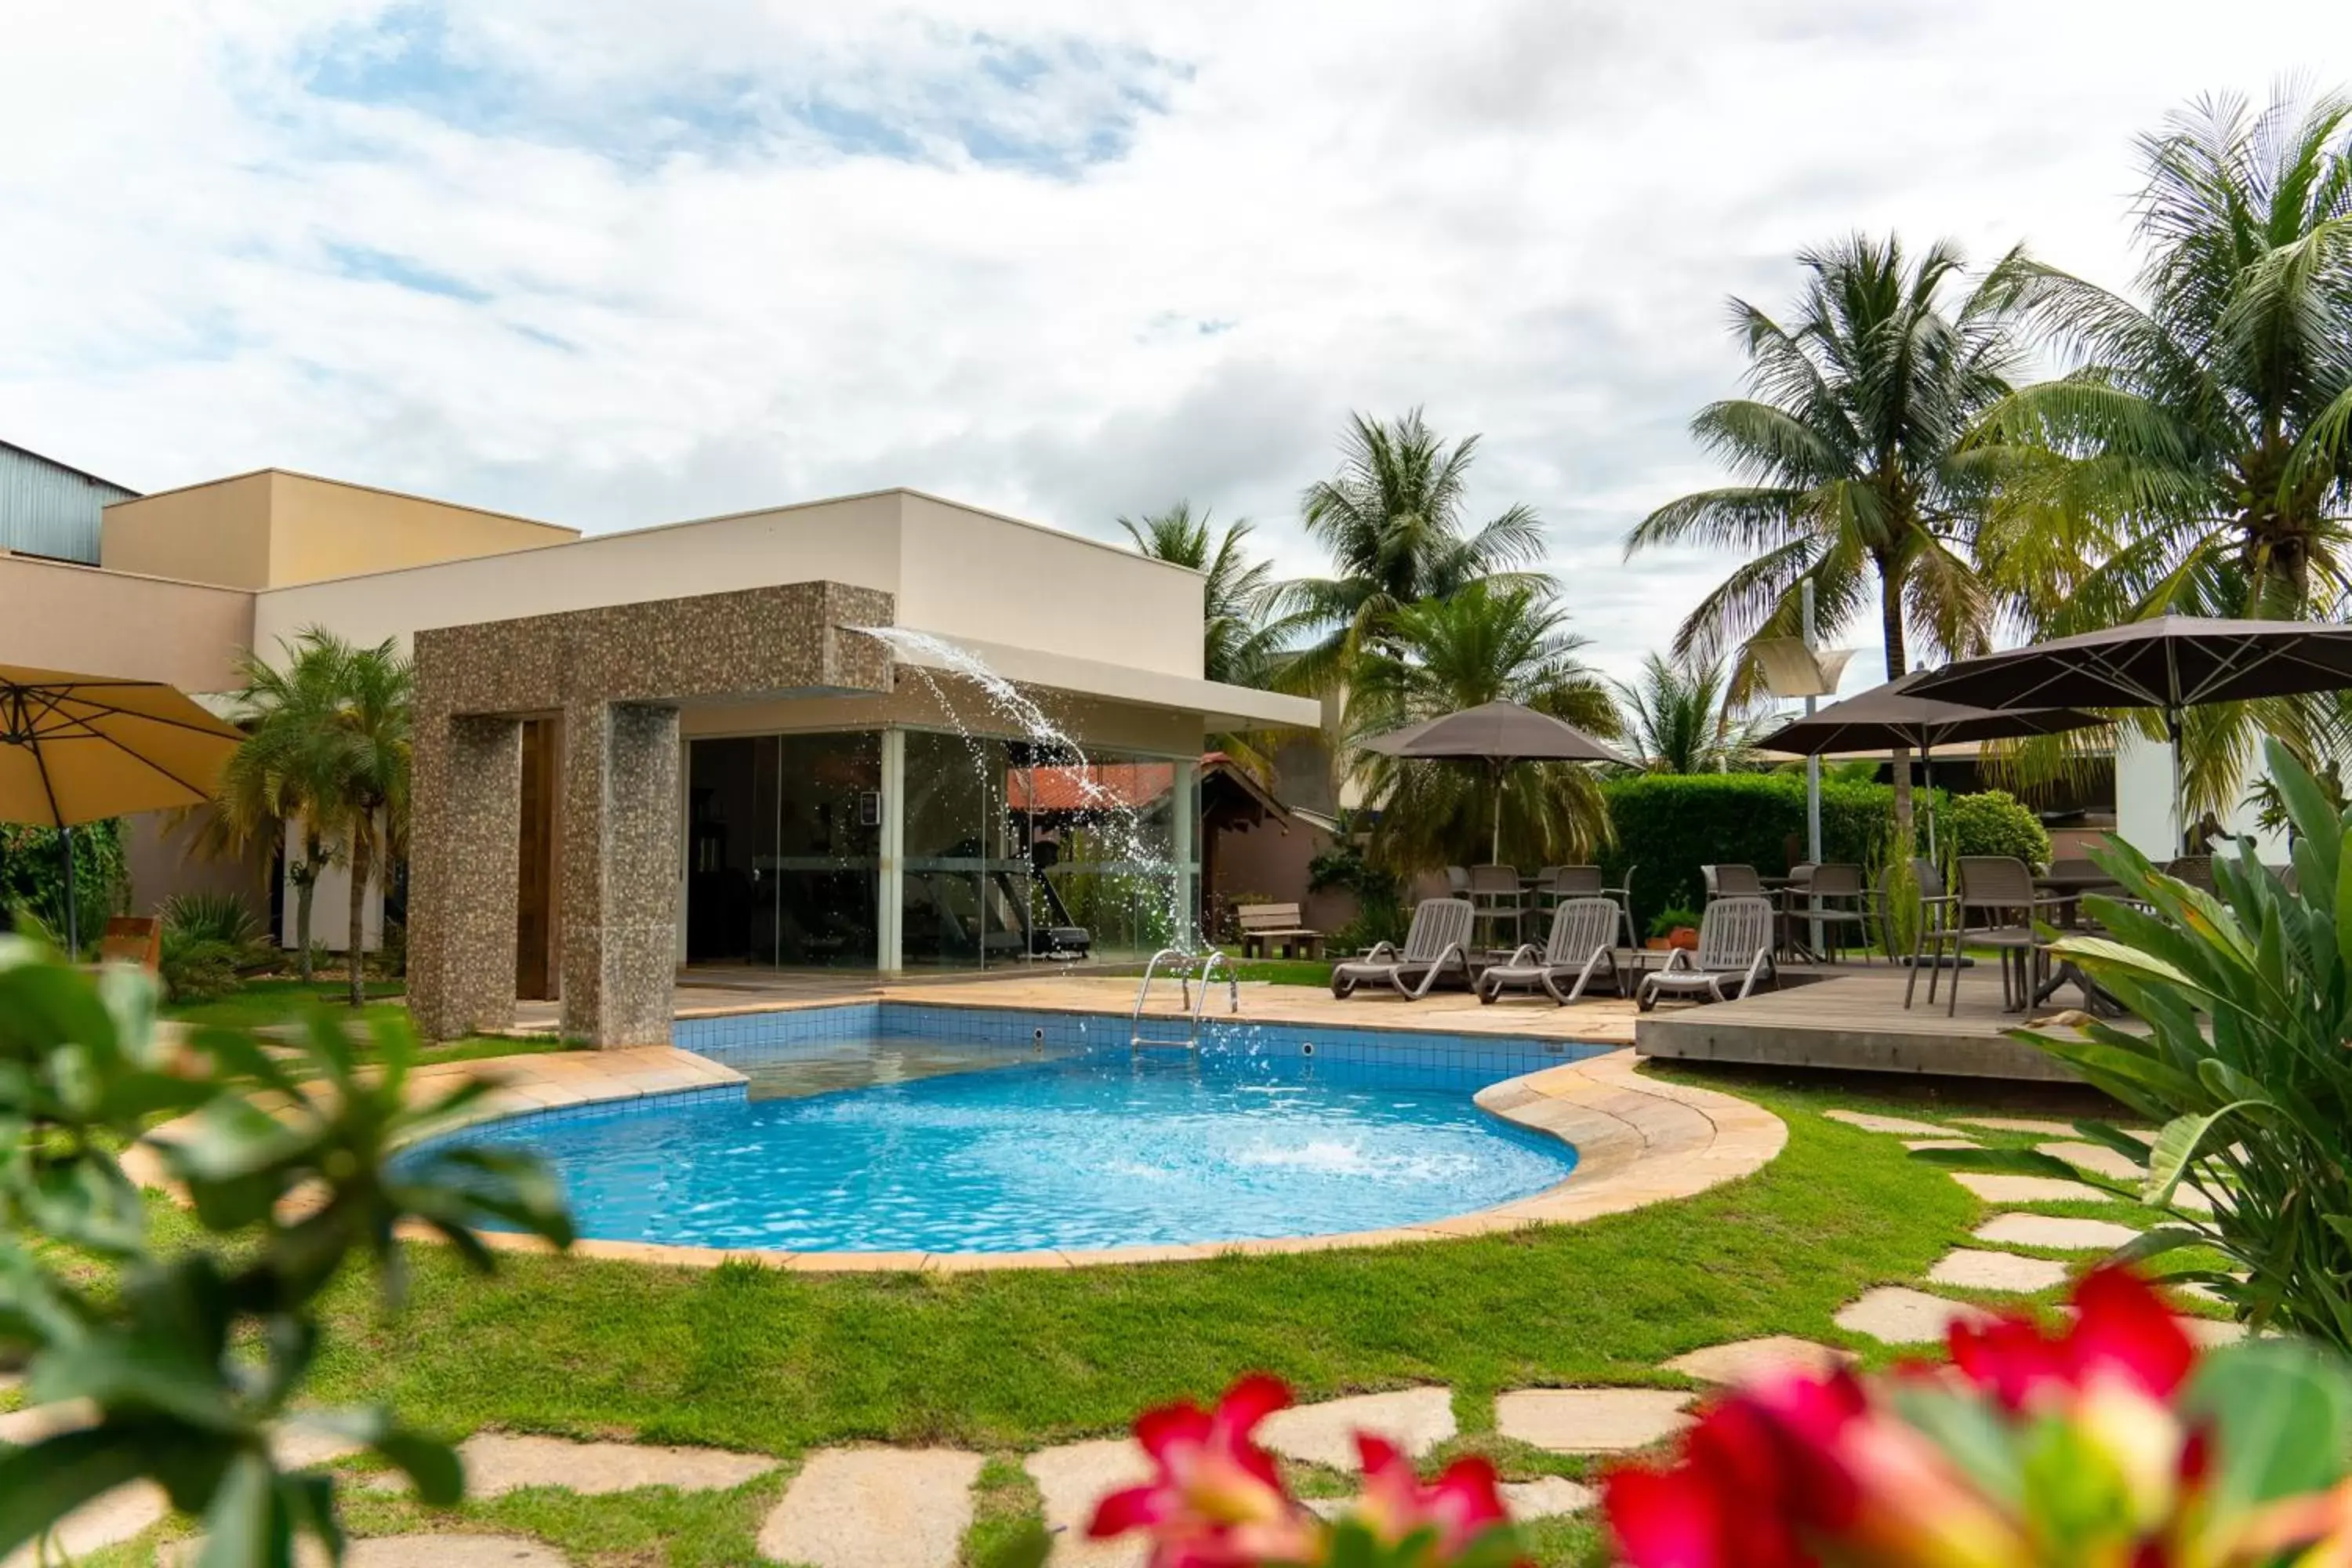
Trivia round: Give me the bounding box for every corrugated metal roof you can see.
[0,439,138,564]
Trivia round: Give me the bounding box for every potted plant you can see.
[1647,907,1701,951]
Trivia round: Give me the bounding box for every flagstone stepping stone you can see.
[1951,1173,2108,1204]
[1956,1116,2078,1136]
[1905,1138,1979,1152]
[1494,1389,1692,1454]
[1975,1214,2143,1251]
[1824,1110,1949,1136]
[1927,1248,2071,1293]
[1833,1288,1994,1345]
[4,1481,168,1567]
[169,1534,567,1568]
[1662,1336,1851,1387]
[759,1447,984,1568]
[1027,1439,1154,1568]
[369,1432,776,1497]
[2038,1141,2145,1181]
[2183,1318,2248,1347]
[1260,1388,1456,1472]
[1500,1476,1598,1517]
[0,1398,93,1445]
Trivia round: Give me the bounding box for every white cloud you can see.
[0,0,2332,680]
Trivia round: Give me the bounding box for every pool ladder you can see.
[1131,948,1237,1049]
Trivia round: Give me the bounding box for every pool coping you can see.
[128,1040,1785,1273]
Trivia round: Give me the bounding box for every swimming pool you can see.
[431,1005,1603,1254]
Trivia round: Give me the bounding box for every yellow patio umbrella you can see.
[0,665,245,951]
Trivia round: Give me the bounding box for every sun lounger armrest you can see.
[1360,941,1399,964]
[1501,942,1541,967]
[1657,948,1695,975]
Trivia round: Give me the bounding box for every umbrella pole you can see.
[2169,707,2186,855]
[61,825,77,957]
[1491,765,1504,865]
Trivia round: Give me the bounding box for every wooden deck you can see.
[1634,965,2098,1080]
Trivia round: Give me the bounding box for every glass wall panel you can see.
[900,730,1011,967]
[686,731,878,969]
[1016,750,1196,963]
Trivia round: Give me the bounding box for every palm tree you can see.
[1625,234,2020,850]
[1280,410,1549,695]
[1971,88,2352,815]
[1614,653,1769,775]
[1347,583,1620,871]
[1116,502,1283,687]
[218,630,412,1002]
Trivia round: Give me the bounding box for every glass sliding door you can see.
[899,730,1014,968]
[685,731,880,969]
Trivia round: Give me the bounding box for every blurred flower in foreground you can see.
[1603,1266,2352,1567]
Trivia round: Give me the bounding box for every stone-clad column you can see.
[408,714,524,1040]
[561,701,683,1047]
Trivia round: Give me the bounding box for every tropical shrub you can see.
[1646,906,1701,940]
[158,925,244,1003]
[1942,789,2052,865]
[1948,741,2352,1348]
[0,819,127,950]
[1599,772,1897,927]
[1309,840,1406,951]
[0,940,572,1564]
[1603,1267,2352,1566]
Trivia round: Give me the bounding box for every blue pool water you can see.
[436,1018,1588,1254]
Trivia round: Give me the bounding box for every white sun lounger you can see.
[1636,895,1777,1011]
[1476,897,1622,1006]
[1330,897,1474,1000]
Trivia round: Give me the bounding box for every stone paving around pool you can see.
[23,1089,2244,1565]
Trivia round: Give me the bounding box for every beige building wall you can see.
[675,681,1204,758]
[0,553,253,692]
[103,470,576,591]
[252,489,1214,684]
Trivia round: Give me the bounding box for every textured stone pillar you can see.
[561,701,682,1047]
[408,714,524,1040]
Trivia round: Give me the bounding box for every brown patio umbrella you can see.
[1755,673,2109,856]
[1905,615,2352,846]
[0,665,245,950]
[1360,700,1632,863]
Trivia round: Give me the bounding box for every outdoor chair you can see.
[1637,895,1777,1011]
[1544,863,1639,950]
[2163,855,2218,894]
[1910,856,2070,1017]
[1477,897,1623,1006]
[1792,862,1875,965]
[1702,863,1765,900]
[1445,866,1472,897]
[1330,897,1475,1000]
[1466,864,1526,952]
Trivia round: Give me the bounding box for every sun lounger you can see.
[1476,897,1621,1005]
[1636,896,1776,1010]
[1330,898,1474,1000]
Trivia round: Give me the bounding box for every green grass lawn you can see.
[162,978,407,1030]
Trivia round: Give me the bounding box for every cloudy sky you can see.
[0,2,2333,685]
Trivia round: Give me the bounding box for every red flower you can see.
[1947,1265,2196,1411]
[1091,1374,1316,1568]
[1352,1435,1512,1558]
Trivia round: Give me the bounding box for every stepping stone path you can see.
[1906,1138,1979,1152]
[1027,1439,1155,1568]
[1951,1173,2109,1205]
[1975,1213,2143,1251]
[1955,1116,2079,1136]
[1663,1337,1851,1387]
[1494,1390,1692,1454]
[1259,1388,1456,1472]
[1928,1249,2071,1293]
[4,1483,168,1568]
[1500,1476,1598,1517]
[1824,1110,1949,1137]
[368,1432,776,1497]
[760,1448,985,1568]
[2039,1141,2143,1181]
[1834,1287,1994,1345]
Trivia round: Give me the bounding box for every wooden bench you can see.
[97,916,162,971]
[1237,902,1325,960]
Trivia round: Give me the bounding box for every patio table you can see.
[1759,874,1824,964]
[2030,872,2128,1014]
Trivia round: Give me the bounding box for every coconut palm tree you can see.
[1614,653,1769,775]
[1280,410,1549,695]
[1971,88,2352,815]
[1625,234,2020,849]
[1347,583,1620,871]
[217,630,412,1002]
[1116,502,1284,688]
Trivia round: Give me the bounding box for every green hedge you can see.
[0,820,127,949]
[1940,789,2051,866]
[1597,774,1898,928]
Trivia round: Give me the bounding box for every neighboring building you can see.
[0,437,136,562]
[0,468,1317,1040]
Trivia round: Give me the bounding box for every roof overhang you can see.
[866,628,1322,731]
